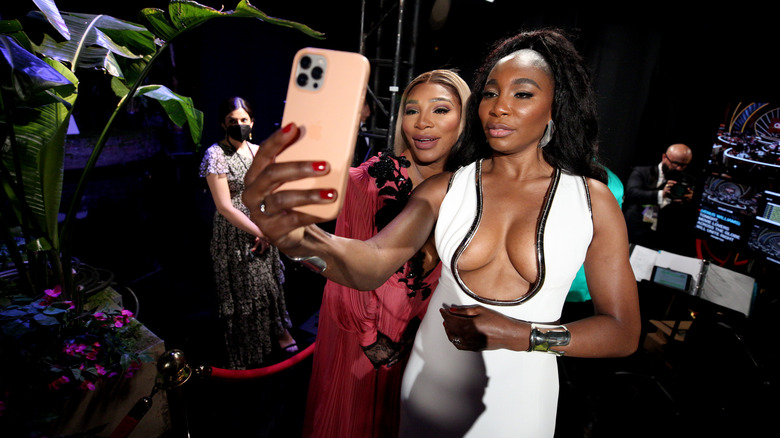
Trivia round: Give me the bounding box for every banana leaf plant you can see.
[0,0,324,311]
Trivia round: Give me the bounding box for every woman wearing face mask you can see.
[302,70,470,438]
[199,96,297,369]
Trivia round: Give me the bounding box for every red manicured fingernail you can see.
[282,123,293,133]
[319,189,336,200]
[312,161,327,172]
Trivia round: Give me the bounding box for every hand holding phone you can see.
[274,48,371,221]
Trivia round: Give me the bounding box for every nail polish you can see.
[319,189,336,200]
[282,123,293,133]
[312,161,327,172]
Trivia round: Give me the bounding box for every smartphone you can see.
[275,47,370,221]
[651,266,693,292]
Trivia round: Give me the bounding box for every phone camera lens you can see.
[300,56,312,69]
[311,66,323,80]
[296,73,308,87]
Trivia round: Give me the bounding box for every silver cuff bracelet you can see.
[289,255,327,274]
[528,323,570,356]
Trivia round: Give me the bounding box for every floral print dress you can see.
[199,142,292,368]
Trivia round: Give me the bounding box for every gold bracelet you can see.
[528,323,570,356]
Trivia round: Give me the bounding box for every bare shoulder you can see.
[586,177,621,213]
[412,171,454,197]
[585,177,628,245]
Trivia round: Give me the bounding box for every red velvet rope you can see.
[109,417,138,438]
[205,342,316,380]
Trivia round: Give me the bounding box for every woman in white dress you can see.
[243,29,640,437]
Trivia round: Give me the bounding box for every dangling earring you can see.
[538,120,555,148]
[249,132,253,141]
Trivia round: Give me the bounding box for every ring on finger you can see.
[259,200,271,216]
[451,337,461,346]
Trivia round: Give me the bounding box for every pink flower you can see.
[95,364,107,376]
[93,312,107,321]
[63,341,90,357]
[44,285,62,299]
[62,300,75,310]
[125,361,142,378]
[79,380,96,391]
[63,342,78,356]
[113,316,124,328]
[48,375,70,390]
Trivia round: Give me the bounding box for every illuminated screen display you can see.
[747,190,780,265]
[695,102,779,259]
[694,176,759,244]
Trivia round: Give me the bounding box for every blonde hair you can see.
[393,69,471,156]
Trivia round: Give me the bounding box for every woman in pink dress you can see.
[302,70,470,438]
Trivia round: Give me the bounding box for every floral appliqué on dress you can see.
[367,153,434,301]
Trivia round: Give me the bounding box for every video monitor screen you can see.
[696,102,780,249]
[708,102,780,179]
[747,189,780,265]
[694,175,760,245]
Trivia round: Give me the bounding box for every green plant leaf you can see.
[0,35,72,103]
[0,307,28,317]
[33,312,59,326]
[120,352,134,369]
[0,318,31,337]
[139,0,325,43]
[0,19,24,34]
[42,306,67,315]
[71,366,83,381]
[32,11,153,76]
[24,237,52,252]
[138,8,178,42]
[231,0,325,39]
[167,0,225,32]
[0,20,34,54]
[135,84,203,145]
[110,76,129,98]
[32,0,71,40]
[2,58,77,249]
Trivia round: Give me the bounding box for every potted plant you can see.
[0,0,322,434]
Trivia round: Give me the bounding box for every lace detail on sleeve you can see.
[362,317,421,368]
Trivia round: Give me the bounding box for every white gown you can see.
[399,160,594,437]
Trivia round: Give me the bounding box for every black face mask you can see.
[226,124,252,142]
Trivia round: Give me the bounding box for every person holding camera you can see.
[199,96,297,369]
[623,143,694,252]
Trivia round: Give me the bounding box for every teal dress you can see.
[565,168,624,302]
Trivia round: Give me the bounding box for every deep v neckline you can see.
[450,159,562,306]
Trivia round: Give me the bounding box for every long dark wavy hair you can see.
[448,28,606,183]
